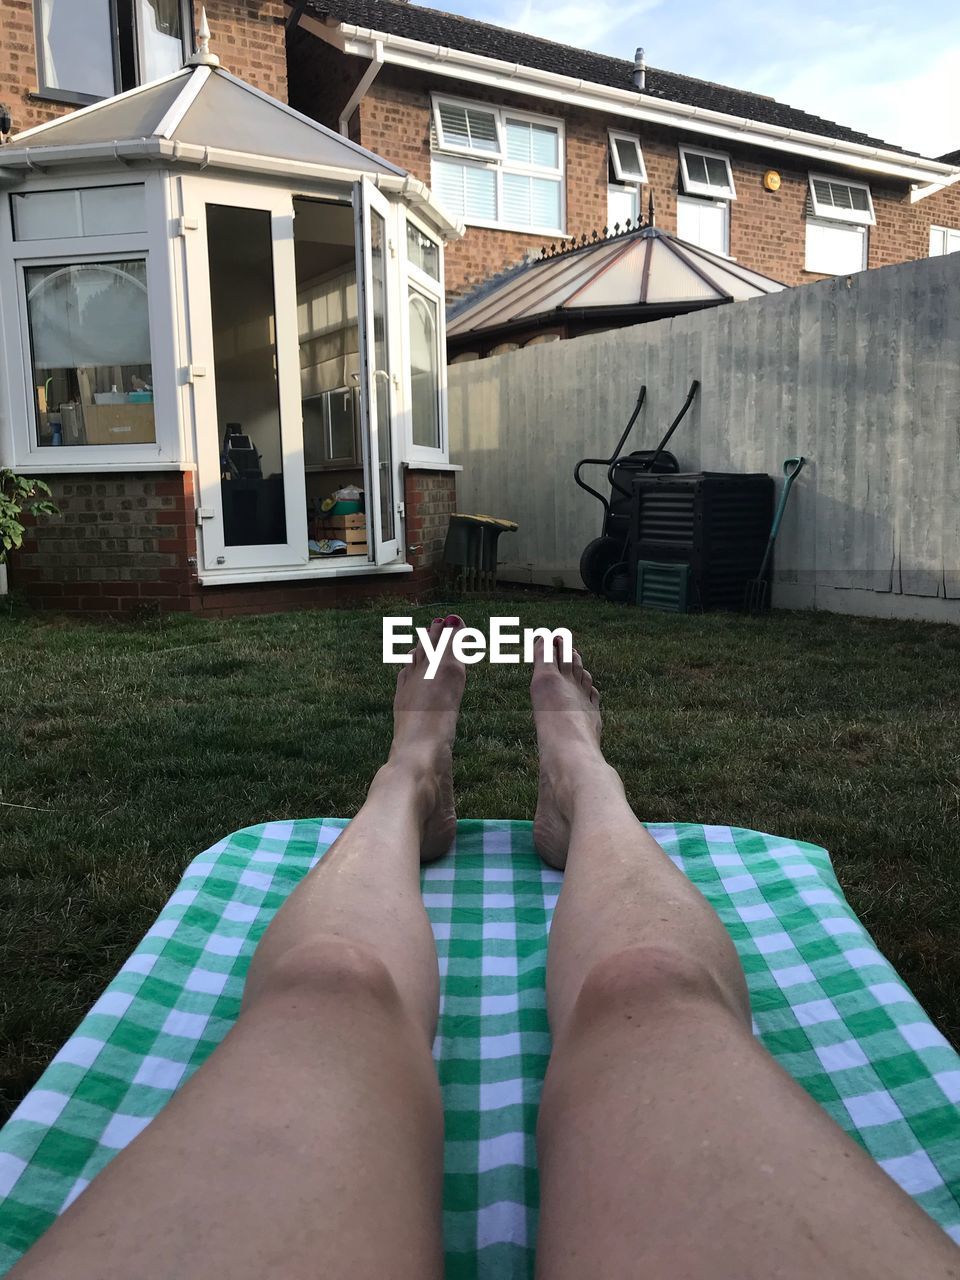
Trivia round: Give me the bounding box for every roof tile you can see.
[307,0,923,157]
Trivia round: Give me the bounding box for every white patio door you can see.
[186,180,308,571]
[357,180,402,565]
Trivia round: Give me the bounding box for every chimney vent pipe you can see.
[633,47,646,91]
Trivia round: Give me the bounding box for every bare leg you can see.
[531,638,960,1280]
[10,617,467,1280]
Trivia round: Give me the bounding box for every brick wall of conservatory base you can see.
[0,0,287,138]
[11,468,456,617]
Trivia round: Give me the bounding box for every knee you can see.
[244,937,402,1016]
[566,944,745,1039]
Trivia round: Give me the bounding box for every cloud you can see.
[759,44,960,157]
[439,0,960,158]
[500,0,663,50]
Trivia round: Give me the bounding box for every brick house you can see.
[285,0,960,298]
[0,2,460,614]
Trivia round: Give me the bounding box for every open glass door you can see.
[186,180,308,572]
[356,179,402,565]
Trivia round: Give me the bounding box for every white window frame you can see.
[804,218,868,275]
[430,94,565,237]
[608,130,647,184]
[400,209,447,464]
[808,173,875,225]
[929,225,960,256]
[607,183,640,231]
[0,169,182,471]
[676,194,730,256]
[678,145,737,200]
[431,94,504,160]
[33,0,193,105]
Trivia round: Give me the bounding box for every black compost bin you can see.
[629,472,774,611]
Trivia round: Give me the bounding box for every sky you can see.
[435,0,960,158]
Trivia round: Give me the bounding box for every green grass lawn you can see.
[2,595,960,1121]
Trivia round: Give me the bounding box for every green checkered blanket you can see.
[1,820,959,1277]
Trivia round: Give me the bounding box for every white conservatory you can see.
[0,41,462,595]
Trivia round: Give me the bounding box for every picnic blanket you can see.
[1,819,960,1278]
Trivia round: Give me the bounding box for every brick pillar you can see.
[403,468,457,588]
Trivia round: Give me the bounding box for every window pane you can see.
[704,156,730,188]
[406,221,441,280]
[138,0,187,81]
[12,185,147,240]
[11,189,80,240]
[813,179,870,217]
[685,153,708,185]
[37,0,116,98]
[25,260,156,448]
[369,208,395,543]
[805,220,866,274]
[437,101,498,153]
[432,159,497,221]
[614,136,643,179]
[676,196,727,254]
[502,172,560,229]
[207,205,287,546]
[505,118,558,169]
[409,291,441,450]
[607,184,639,230]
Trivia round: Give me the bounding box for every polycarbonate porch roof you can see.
[447,224,786,339]
[1,65,402,177]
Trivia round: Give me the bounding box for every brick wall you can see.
[0,0,287,140]
[286,54,960,296]
[10,467,457,616]
[403,468,457,576]
[203,0,287,104]
[12,472,198,612]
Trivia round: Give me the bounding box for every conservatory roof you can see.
[0,66,464,239]
[447,224,786,340]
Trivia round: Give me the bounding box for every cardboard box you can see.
[82,403,156,445]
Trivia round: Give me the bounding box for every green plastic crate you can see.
[636,560,690,612]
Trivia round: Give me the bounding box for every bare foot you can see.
[390,614,466,861]
[530,636,605,869]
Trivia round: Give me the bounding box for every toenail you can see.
[443,614,463,627]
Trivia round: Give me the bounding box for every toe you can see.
[557,635,574,674]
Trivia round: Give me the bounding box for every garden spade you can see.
[744,456,806,614]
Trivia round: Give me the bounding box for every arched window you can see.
[408,289,440,450]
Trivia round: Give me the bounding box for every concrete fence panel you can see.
[447,251,960,623]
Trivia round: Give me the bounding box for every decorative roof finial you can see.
[648,189,656,227]
[187,8,221,67]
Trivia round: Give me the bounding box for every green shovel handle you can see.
[770,456,806,541]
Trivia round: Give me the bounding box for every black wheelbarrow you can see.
[575,380,700,601]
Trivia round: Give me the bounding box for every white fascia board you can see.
[909,176,960,204]
[333,26,959,187]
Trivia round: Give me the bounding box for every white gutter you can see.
[0,137,464,239]
[339,38,384,137]
[299,14,959,187]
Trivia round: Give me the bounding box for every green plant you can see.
[0,469,59,563]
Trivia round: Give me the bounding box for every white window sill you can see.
[403,459,462,471]
[12,459,189,474]
[199,561,413,587]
